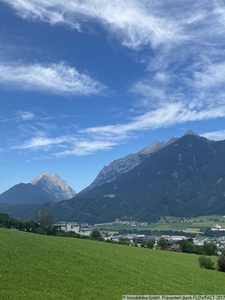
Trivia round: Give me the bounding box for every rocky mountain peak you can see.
[84,139,172,191]
[31,172,76,201]
[139,141,166,155]
[184,129,199,136]
[30,172,47,184]
[84,131,201,192]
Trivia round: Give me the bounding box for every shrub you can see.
[217,250,225,272]
[90,230,102,240]
[198,256,215,270]
[217,257,225,272]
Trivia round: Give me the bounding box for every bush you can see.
[217,257,225,272]
[217,250,225,272]
[198,256,215,270]
[90,230,102,240]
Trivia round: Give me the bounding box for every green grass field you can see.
[1,228,225,300]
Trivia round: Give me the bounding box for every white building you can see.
[193,238,205,246]
[54,222,93,236]
[170,235,187,241]
[211,224,225,231]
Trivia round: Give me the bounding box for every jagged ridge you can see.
[85,137,179,191]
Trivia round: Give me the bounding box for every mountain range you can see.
[1,130,225,223]
[0,173,76,205]
[84,137,177,190]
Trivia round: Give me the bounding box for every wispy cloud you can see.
[11,99,225,157]
[3,1,225,51]
[20,111,34,120]
[193,62,225,88]
[81,102,225,136]
[12,135,67,150]
[0,61,106,95]
[11,130,120,156]
[54,140,118,157]
[1,0,197,50]
[11,129,78,151]
[201,130,225,141]
[3,0,225,157]
[3,1,225,99]
[0,111,34,123]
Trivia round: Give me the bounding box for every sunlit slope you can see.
[0,229,224,300]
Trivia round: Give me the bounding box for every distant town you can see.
[54,218,225,254]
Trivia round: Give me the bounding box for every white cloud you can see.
[194,62,225,88]
[18,111,34,120]
[2,0,191,50]
[12,135,67,150]
[0,110,34,123]
[54,140,118,157]
[12,131,119,156]
[10,98,225,156]
[4,1,225,51]
[3,0,225,157]
[55,101,225,156]
[0,61,106,95]
[201,130,225,141]
[81,101,225,137]
[154,72,170,83]
[130,81,167,108]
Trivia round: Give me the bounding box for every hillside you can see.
[0,183,54,205]
[1,228,225,300]
[85,140,168,190]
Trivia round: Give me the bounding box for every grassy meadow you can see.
[1,228,225,300]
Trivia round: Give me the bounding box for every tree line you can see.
[0,211,101,240]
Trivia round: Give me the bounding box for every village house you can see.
[54,222,93,236]
[132,236,156,247]
[166,240,181,251]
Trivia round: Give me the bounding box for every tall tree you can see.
[158,237,167,250]
[147,239,154,249]
[90,229,102,240]
[38,208,53,234]
[202,242,217,256]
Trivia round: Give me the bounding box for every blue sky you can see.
[1,0,225,194]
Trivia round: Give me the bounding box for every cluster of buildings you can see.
[95,220,148,227]
[54,222,93,236]
[53,221,225,254]
[102,233,225,253]
[211,224,225,231]
[102,233,187,249]
[193,236,225,254]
